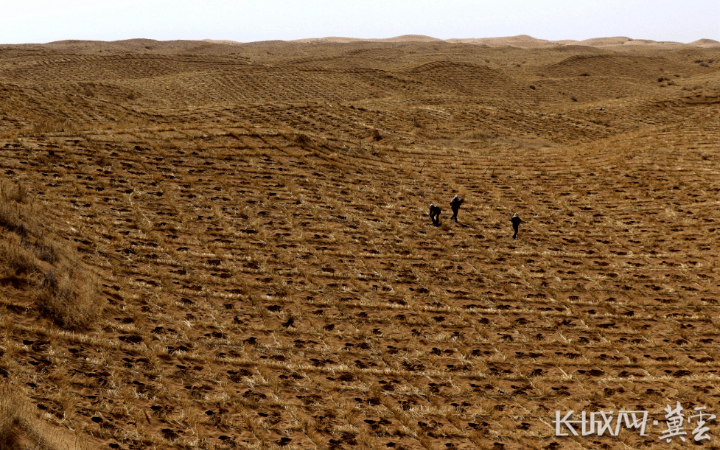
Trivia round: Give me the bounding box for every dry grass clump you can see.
[0,233,39,278]
[0,187,32,237]
[294,133,313,147]
[0,383,70,450]
[0,180,100,330]
[30,119,78,135]
[36,262,99,331]
[0,181,29,204]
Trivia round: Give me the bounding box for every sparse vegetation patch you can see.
[0,180,99,330]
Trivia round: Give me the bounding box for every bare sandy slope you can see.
[691,38,720,47]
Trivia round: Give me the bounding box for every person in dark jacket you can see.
[449,194,464,222]
[511,212,522,239]
[429,203,441,226]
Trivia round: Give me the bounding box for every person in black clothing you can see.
[429,203,441,226]
[511,212,522,239]
[449,194,464,222]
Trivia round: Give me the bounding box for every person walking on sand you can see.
[511,212,522,239]
[449,194,464,222]
[429,203,441,226]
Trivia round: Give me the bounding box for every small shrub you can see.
[294,134,312,147]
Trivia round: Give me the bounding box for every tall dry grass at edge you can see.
[0,383,79,450]
[0,180,100,330]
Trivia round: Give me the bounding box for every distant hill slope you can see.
[1,38,720,450]
[205,35,718,48]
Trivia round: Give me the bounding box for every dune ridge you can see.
[1,36,720,450]
[203,34,720,48]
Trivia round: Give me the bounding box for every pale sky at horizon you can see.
[1,0,718,45]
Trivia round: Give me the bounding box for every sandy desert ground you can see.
[1,35,720,450]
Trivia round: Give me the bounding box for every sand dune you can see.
[1,36,720,450]
[691,38,720,47]
[293,34,443,43]
[224,34,720,48]
[34,35,720,50]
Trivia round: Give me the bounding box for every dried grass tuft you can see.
[0,180,101,330]
[36,264,99,331]
[0,181,29,204]
[294,133,313,147]
[0,383,73,450]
